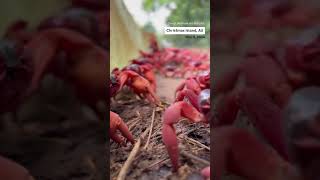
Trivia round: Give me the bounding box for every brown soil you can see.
[110,75,210,180]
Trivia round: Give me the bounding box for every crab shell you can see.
[38,8,100,43]
[124,64,141,74]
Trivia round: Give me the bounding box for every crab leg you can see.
[174,81,186,97]
[175,89,200,111]
[215,86,289,159]
[162,101,205,171]
[238,87,289,160]
[201,166,210,179]
[110,111,135,145]
[213,91,240,126]
[175,77,201,97]
[145,84,161,105]
[144,70,156,92]
[214,64,241,94]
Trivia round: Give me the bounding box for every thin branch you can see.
[144,108,156,150]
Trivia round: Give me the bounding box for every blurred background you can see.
[0,0,107,179]
[0,0,68,35]
[212,0,320,179]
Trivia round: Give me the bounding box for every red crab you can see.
[22,28,108,118]
[122,63,157,92]
[110,73,120,98]
[160,61,185,78]
[162,72,210,171]
[110,74,135,146]
[213,32,320,159]
[183,61,210,77]
[0,155,34,180]
[175,71,210,99]
[138,37,210,78]
[115,69,160,106]
[131,57,153,66]
[156,48,209,78]
[109,64,155,146]
[37,8,101,47]
[208,86,320,180]
[110,111,135,146]
[214,44,291,157]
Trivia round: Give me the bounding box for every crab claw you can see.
[175,77,201,97]
[0,155,34,180]
[215,87,289,160]
[110,111,135,145]
[118,70,161,106]
[162,101,205,171]
[175,89,200,111]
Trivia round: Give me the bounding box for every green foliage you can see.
[143,0,210,48]
[143,21,156,33]
[143,0,172,11]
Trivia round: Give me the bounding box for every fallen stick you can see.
[116,127,150,180]
[183,136,210,151]
[146,158,169,170]
[117,138,141,180]
[128,119,140,131]
[143,108,156,150]
[181,151,210,166]
[128,111,141,130]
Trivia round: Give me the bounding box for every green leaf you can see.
[143,0,154,12]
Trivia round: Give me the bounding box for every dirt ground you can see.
[0,76,107,180]
[110,75,210,180]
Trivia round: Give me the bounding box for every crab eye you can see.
[127,64,139,72]
[110,75,117,84]
[199,70,209,77]
[199,89,210,107]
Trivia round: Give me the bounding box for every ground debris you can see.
[110,76,210,180]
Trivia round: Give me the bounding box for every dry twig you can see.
[128,111,141,130]
[117,138,141,180]
[144,108,156,150]
[181,151,210,166]
[146,158,170,170]
[183,136,210,151]
[116,127,150,180]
